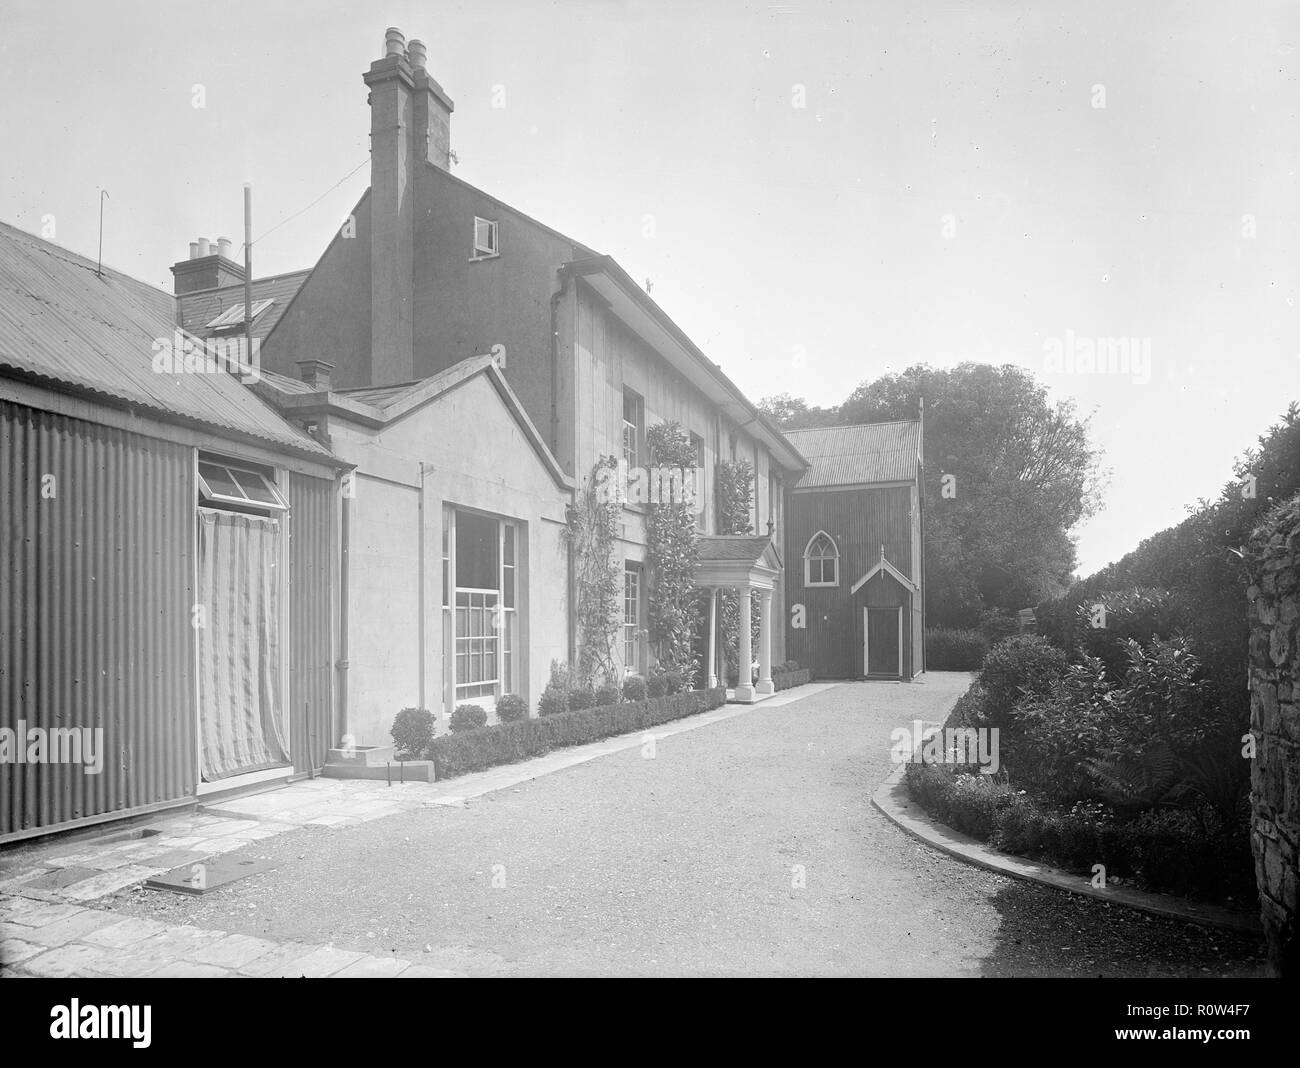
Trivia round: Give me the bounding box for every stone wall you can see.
[1248,494,1300,977]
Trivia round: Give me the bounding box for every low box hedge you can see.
[903,762,1255,904]
[772,667,811,691]
[429,687,727,781]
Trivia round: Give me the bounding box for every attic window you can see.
[206,299,274,330]
[198,459,288,513]
[472,217,499,259]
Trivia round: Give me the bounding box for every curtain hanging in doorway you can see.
[197,509,288,780]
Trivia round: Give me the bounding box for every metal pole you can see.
[96,189,109,277]
[243,183,254,368]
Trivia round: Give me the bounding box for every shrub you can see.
[449,704,488,733]
[390,707,435,759]
[496,694,528,723]
[646,671,668,698]
[978,610,1021,645]
[976,634,1067,729]
[622,675,648,702]
[538,679,568,717]
[663,669,685,695]
[926,628,988,671]
[567,686,596,711]
[594,681,622,707]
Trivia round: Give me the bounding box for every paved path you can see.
[1,677,1268,976]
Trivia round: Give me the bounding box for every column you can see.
[756,589,774,695]
[706,587,719,689]
[736,585,754,702]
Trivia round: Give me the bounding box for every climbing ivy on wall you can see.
[564,455,622,686]
[645,421,701,684]
[715,458,762,684]
[715,457,755,537]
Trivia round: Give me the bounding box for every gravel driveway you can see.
[105,676,1269,976]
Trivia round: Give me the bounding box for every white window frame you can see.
[803,530,840,588]
[472,216,499,259]
[197,458,289,513]
[623,565,641,675]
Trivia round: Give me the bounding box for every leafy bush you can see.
[975,634,1067,729]
[646,671,668,698]
[622,675,648,702]
[904,764,1013,840]
[663,669,685,695]
[926,628,988,670]
[594,681,622,707]
[390,707,435,758]
[496,694,528,723]
[567,686,596,711]
[978,610,1021,645]
[538,661,571,717]
[906,761,1254,903]
[538,680,568,717]
[449,704,488,733]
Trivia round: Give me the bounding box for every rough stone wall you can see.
[1248,494,1300,977]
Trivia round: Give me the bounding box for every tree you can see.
[757,393,838,430]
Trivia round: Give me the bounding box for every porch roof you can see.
[694,535,783,589]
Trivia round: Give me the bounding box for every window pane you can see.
[229,468,279,505]
[455,511,499,589]
[199,462,241,499]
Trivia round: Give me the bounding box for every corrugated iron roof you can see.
[0,221,329,457]
[785,420,920,488]
[176,270,309,342]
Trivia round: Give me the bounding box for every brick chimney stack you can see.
[170,234,245,295]
[362,27,455,386]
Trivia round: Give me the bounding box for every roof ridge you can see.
[786,418,920,433]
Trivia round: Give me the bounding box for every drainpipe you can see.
[549,265,572,462]
[418,462,433,709]
[553,265,577,667]
[338,487,351,744]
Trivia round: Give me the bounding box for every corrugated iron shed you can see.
[785,420,920,488]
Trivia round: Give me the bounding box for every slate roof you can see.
[176,269,310,342]
[697,535,777,564]
[0,221,330,457]
[784,420,920,489]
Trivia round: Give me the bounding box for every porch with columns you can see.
[695,535,783,704]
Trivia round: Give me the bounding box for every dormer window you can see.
[472,217,499,259]
[803,530,839,587]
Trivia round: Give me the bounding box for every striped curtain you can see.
[197,509,288,780]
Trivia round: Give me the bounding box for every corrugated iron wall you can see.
[287,472,335,773]
[786,485,915,679]
[1,401,196,839]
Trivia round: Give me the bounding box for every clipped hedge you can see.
[772,667,812,691]
[429,687,727,780]
[925,628,988,671]
[904,762,1255,904]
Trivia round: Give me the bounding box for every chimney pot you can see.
[188,241,200,260]
[296,359,334,391]
[196,237,211,258]
[217,237,232,260]
[384,27,405,57]
[406,39,427,69]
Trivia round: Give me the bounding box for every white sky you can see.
[1,0,1296,575]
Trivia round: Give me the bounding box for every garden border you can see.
[872,761,1262,935]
